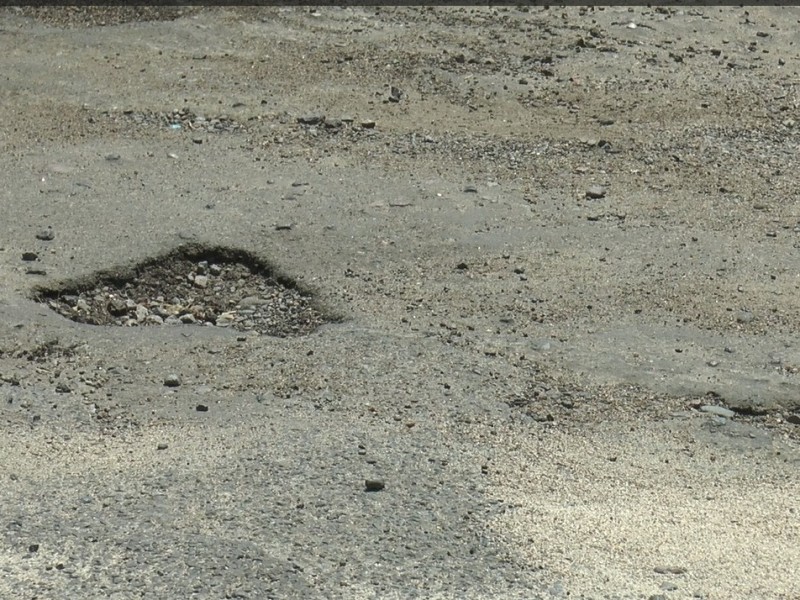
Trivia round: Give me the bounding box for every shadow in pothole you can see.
[33,244,338,338]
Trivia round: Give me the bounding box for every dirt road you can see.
[1,6,798,599]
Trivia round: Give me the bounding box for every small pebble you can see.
[196,404,209,412]
[364,479,385,492]
[654,566,687,575]
[157,443,168,450]
[107,298,128,316]
[22,252,38,261]
[36,228,55,241]
[700,405,735,418]
[586,185,606,199]
[297,114,323,125]
[215,312,236,327]
[164,374,181,387]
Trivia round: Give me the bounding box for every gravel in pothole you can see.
[105,107,245,134]
[38,254,328,337]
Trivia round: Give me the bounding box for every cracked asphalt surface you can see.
[1,6,799,599]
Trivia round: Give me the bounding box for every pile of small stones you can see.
[108,108,244,133]
[42,258,327,337]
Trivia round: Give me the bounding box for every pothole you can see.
[106,107,245,134]
[33,245,335,337]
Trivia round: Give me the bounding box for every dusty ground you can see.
[1,5,799,600]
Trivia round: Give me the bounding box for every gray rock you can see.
[164,374,182,388]
[364,479,385,492]
[700,405,735,418]
[297,114,323,125]
[193,275,209,288]
[586,185,606,199]
[35,228,55,241]
[107,298,128,316]
[215,312,236,327]
[135,305,149,322]
[654,565,687,574]
[736,310,754,324]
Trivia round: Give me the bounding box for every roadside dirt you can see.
[1,6,798,600]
